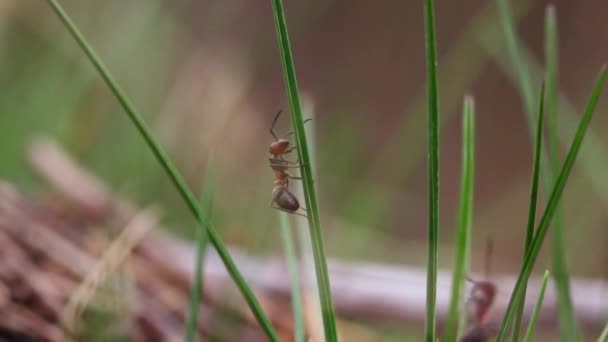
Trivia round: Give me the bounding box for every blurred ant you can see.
[460,239,498,342]
[267,110,310,218]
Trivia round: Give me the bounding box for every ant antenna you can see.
[282,118,313,139]
[484,237,494,277]
[270,110,283,140]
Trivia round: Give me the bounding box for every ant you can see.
[460,239,498,342]
[268,110,310,218]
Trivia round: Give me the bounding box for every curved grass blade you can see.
[523,270,551,342]
[279,214,305,342]
[443,96,475,342]
[44,1,279,340]
[496,1,579,339]
[424,0,440,340]
[496,66,607,341]
[185,156,215,342]
[270,1,337,340]
[512,83,545,341]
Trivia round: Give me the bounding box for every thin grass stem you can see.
[598,322,608,342]
[44,1,279,340]
[424,0,440,340]
[443,96,475,342]
[512,83,545,341]
[279,214,305,342]
[185,156,215,342]
[270,1,337,341]
[523,270,551,342]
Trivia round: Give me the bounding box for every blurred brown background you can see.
[0,0,607,340]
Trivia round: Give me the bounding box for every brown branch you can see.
[25,137,608,333]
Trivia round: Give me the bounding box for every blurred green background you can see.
[1,0,607,340]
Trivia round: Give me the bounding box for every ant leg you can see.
[269,161,304,169]
[272,156,307,166]
[270,110,283,141]
[270,204,309,218]
[281,118,313,139]
[284,146,297,154]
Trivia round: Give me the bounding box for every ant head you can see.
[465,277,497,324]
[469,280,496,305]
[269,139,290,155]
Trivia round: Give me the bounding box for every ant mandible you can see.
[268,110,310,218]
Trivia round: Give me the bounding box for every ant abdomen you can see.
[272,187,300,212]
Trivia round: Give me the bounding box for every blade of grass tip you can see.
[185,155,215,342]
[523,270,551,342]
[496,0,535,115]
[270,1,337,341]
[544,6,579,341]
[443,96,475,342]
[545,4,559,170]
[44,1,280,340]
[496,66,607,341]
[511,83,545,341]
[424,0,440,340]
[599,322,608,342]
[279,213,305,342]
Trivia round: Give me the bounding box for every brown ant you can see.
[267,110,310,218]
[460,239,498,342]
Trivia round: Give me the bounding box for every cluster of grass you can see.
[431,0,606,340]
[0,0,602,341]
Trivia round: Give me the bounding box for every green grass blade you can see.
[44,1,279,340]
[543,7,579,341]
[424,0,440,340]
[523,270,551,342]
[270,1,337,341]
[443,96,475,342]
[496,2,579,339]
[496,66,607,341]
[185,156,215,342]
[598,322,608,342]
[279,214,305,342]
[512,83,545,341]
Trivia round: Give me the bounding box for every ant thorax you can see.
[269,157,290,171]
